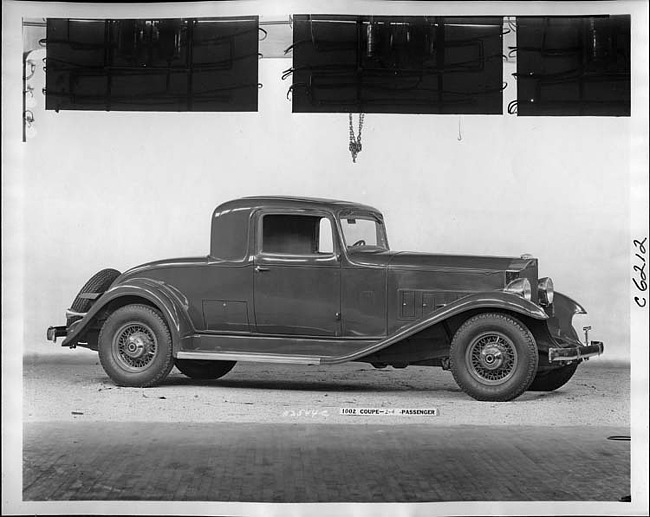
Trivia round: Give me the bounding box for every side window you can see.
[262,214,335,255]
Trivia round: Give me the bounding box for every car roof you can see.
[215,196,382,215]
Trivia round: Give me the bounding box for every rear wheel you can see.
[98,304,174,387]
[175,359,236,380]
[528,362,579,391]
[449,313,538,401]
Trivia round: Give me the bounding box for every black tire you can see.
[175,359,236,380]
[70,268,121,313]
[528,362,579,391]
[449,313,539,402]
[98,304,174,387]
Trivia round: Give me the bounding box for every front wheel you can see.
[175,359,236,380]
[528,362,579,391]
[449,313,538,401]
[98,304,174,387]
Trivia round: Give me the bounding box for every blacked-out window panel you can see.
[192,20,260,111]
[292,16,358,65]
[515,16,630,116]
[45,17,258,112]
[291,15,503,114]
[441,19,504,114]
[47,19,107,66]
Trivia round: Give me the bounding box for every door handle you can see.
[255,266,270,273]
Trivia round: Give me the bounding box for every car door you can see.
[253,210,341,336]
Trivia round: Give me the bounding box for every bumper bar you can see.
[47,326,67,343]
[548,341,604,363]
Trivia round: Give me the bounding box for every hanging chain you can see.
[348,113,365,163]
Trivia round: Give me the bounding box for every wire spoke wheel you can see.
[467,332,518,384]
[114,322,158,371]
[99,304,174,387]
[450,313,538,401]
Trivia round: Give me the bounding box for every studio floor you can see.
[21,355,631,503]
[24,421,629,502]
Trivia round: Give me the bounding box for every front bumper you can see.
[548,341,604,363]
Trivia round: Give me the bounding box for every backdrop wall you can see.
[6,1,642,362]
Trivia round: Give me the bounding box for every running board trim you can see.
[176,350,322,365]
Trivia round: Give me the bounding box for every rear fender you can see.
[62,278,194,353]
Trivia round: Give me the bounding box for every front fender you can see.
[436,291,550,322]
[62,277,195,353]
[323,291,548,364]
[546,291,586,345]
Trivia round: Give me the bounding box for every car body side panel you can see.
[253,258,342,335]
[340,264,387,337]
[387,267,509,334]
[127,262,254,333]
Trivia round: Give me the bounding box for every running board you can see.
[176,350,322,365]
[178,333,377,362]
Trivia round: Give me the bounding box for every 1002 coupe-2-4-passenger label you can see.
[339,407,439,416]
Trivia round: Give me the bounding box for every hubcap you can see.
[466,332,517,384]
[114,323,157,370]
[123,332,148,359]
[480,344,504,370]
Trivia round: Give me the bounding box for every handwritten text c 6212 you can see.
[633,237,647,308]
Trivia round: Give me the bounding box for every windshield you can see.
[339,215,389,251]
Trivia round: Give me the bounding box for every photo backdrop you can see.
[10,1,640,362]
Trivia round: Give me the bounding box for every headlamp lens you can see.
[538,277,554,305]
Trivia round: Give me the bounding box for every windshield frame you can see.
[337,210,389,252]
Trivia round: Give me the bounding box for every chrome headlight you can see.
[504,278,532,301]
[538,277,554,306]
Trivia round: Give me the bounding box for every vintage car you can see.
[47,196,604,401]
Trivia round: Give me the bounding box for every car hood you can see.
[384,251,540,303]
[347,250,536,273]
[387,251,536,273]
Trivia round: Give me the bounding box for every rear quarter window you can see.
[210,208,250,260]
